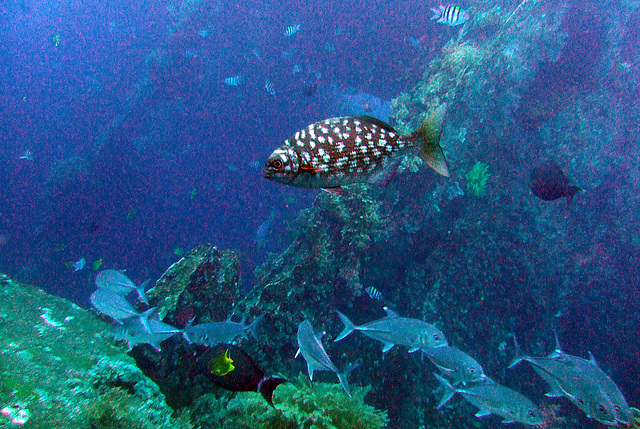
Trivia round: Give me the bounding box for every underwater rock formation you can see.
[0,274,189,428]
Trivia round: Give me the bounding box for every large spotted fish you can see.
[264,104,450,193]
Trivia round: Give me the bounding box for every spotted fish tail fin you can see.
[414,103,450,177]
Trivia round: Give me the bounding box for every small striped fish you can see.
[365,286,384,301]
[265,79,276,96]
[223,75,243,86]
[430,5,470,26]
[264,104,450,193]
[284,24,301,37]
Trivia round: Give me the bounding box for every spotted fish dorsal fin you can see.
[350,115,398,134]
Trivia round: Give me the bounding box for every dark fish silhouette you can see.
[529,162,581,202]
[302,84,317,97]
[197,344,287,407]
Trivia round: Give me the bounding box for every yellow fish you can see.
[210,349,235,376]
[52,33,60,47]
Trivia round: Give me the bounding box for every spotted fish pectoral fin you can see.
[415,103,450,177]
[322,187,344,196]
[367,158,401,186]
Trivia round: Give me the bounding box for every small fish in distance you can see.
[223,76,244,86]
[431,5,470,26]
[95,269,150,305]
[19,150,34,161]
[365,286,384,301]
[264,104,450,194]
[71,257,86,271]
[296,319,357,396]
[529,161,581,202]
[284,24,301,37]
[335,307,448,352]
[197,344,288,407]
[265,79,276,96]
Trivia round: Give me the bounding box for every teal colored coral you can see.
[191,373,388,429]
[465,161,490,197]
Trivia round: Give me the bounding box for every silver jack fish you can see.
[264,104,450,194]
[296,319,357,396]
[435,374,544,426]
[183,315,264,347]
[422,345,486,386]
[509,336,631,426]
[335,307,448,352]
[95,269,150,305]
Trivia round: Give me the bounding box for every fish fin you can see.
[247,314,264,342]
[430,7,441,20]
[295,348,301,359]
[257,377,288,408]
[545,387,565,398]
[322,187,344,196]
[366,158,400,186]
[550,330,564,357]
[182,317,195,343]
[566,185,582,203]
[337,361,360,397]
[588,351,599,366]
[382,342,395,353]
[139,308,157,334]
[300,164,323,173]
[413,103,450,177]
[147,341,162,353]
[383,306,399,318]
[137,279,150,305]
[434,364,456,378]
[508,336,524,368]
[433,373,456,408]
[408,347,420,353]
[306,362,316,381]
[474,408,492,418]
[335,311,356,342]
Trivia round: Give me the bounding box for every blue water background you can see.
[2,0,640,425]
[0,0,441,300]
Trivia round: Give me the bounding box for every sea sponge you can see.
[465,161,490,196]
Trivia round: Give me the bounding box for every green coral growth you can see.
[190,373,388,429]
[465,161,490,196]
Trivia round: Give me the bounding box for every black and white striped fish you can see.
[263,104,450,193]
[365,286,384,301]
[284,24,301,37]
[223,75,243,86]
[430,5,470,26]
[265,79,276,96]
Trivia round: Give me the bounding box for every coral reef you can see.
[0,274,189,428]
[147,244,242,327]
[188,373,388,429]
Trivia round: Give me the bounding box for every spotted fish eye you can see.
[270,159,283,169]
